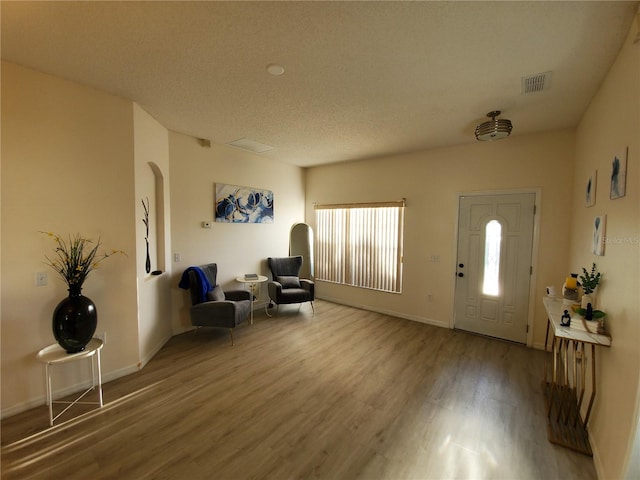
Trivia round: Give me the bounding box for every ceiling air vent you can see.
[226,138,274,154]
[522,71,551,94]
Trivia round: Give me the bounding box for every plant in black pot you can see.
[42,232,125,353]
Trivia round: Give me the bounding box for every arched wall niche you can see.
[147,161,166,272]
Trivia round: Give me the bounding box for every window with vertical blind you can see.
[314,200,405,293]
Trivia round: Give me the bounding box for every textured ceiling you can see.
[2,1,638,167]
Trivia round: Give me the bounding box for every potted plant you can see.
[579,263,601,308]
[42,232,125,352]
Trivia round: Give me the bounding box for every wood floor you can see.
[2,300,597,480]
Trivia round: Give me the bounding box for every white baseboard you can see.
[316,294,449,329]
[532,341,547,351]
[0,363,141,420]
[1,396,47,419]
[139,333,173,369]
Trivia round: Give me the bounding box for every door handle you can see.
[458,272,464,277]
[459,263,464,268]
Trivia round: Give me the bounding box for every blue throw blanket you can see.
[178,266,214,303]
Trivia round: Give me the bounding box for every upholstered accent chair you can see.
[180,263,251,345]
[267,256,315,315]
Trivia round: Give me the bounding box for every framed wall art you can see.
[585,170,597,207]
[610,147,628,200]
[592,214,606,256]
[215,183,274,223]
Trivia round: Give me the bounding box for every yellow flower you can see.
[41,231,125,288]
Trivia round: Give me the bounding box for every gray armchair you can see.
[180,264,251,345]
[267,256,315,315]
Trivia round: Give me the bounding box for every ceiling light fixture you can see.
[475,110,513,141]
[266,63,285,76]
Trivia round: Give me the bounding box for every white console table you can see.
[542,296,611,456]
[36,338,104,426]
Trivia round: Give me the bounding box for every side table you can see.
[36,338,104,426]
[235,275,268,324]
[542,296,611,456]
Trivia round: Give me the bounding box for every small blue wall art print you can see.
[215,183,274,223]
[610,147,628,200]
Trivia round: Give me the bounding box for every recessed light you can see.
[266,63,285,76]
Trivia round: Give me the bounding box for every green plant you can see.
[579,263,601,295]
[41,232,126,288]
[575,307,606,319]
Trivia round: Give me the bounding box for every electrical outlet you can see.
[174,252,182,262]
[35,271,48,286]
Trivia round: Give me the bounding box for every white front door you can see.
[454,193,535,343]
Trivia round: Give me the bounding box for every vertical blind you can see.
[314,201,405,293]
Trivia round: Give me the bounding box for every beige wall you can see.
[1,62,140,415]
[133,104,173,367]
[168,131,306,333]
[306,129,575,349]
[571,17,640,479]
[0,63,307,417]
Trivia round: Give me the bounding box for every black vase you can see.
[145,239,151,274]
[52,285,97,353]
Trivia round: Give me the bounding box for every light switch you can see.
[35,271,48,286]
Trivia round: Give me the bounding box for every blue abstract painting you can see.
[215,183,274,223]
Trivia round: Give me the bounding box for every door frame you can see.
[451,188,541,347]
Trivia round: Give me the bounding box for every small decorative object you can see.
[215,183,274,223]
[574,305,607,334]
[610,147,627,200]
[142,197,151,274]
[585,303,594,320]
[585,170,597,207]
[562,274,579,301]
[592,215,606,256]
[560,310,571,327]
[579,263,601,308]
[42,232,125,353]
[574,306,607,321]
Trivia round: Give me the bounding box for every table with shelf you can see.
[542,296,611,456]
[235,275,268,324]
[36,338,104,426]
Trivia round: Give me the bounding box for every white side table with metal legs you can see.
[36,338,104,426]
[235,275,268,324]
